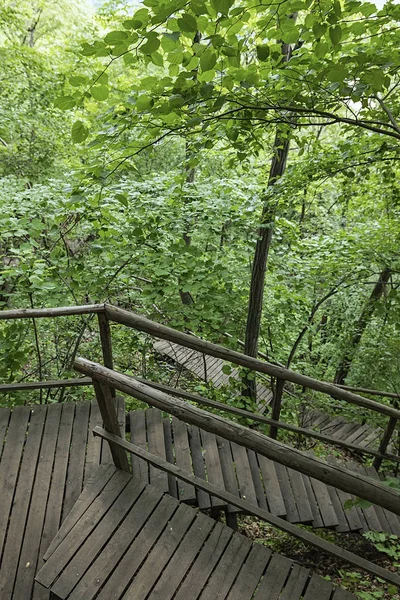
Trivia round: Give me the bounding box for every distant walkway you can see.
[154,339,273,410]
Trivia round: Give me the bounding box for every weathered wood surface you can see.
[0,400,124,600]
[126,407,400,536]
[302,409,391,451]
[35,464,358,600]
[154,339,273,408]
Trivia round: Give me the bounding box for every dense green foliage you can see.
[1,0,399,398]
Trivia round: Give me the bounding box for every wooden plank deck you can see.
[154,339,273,409]
[0,400,123,600]
[130,407,400,536]
[35,464,357,600]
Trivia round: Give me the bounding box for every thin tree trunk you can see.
[334,267,391,384]
[242,40,293,403]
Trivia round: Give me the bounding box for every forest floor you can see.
[239,516,400,600]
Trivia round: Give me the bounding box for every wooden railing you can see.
[75,356,400,588]
[0,303,398,470]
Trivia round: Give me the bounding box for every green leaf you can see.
[136,95,154,110]
[312,22,327,39]
[256,44,270,61]
[314,41,328,58]
[329,25,342,45]
[115,193,129,207]
[140,37,161,54]
[200,50,217,71]
[326,64,347,82]
[54,96,76,110]
[177,13,198,33]
[211,0,234,14]
[69,76,87,87]
[91,85,109,101]
[104,30,128,45]
[222,364,232,375]
[71,120,89,143]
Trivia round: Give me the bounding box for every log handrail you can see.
[105,304,400,421]
[74,357,400,517]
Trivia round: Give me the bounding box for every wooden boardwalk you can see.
[154,339,273,409]
[130,407,400,536]
[0,399,124,600]
[36,464,356,600]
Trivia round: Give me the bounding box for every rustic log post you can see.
[373,417,397,471]
[270,377,285,439]
[92,379,130,472]
[98,312,115,398]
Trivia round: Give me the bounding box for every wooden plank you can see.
[13,403,62,600]
[172,416,196,502]
[0,304,104,319]
[302,474,324,528]
[130,410,148,482]
[94,495,178,600]
[163,418,178,499]
[363,466,398,535]
[302,572,333,599]
[280,564,310,600]
[148,512,214,600]
[226,543,271,600]
[199,534,252,600]
[274,463,300,522]
[33,402,76,600]
[62,401,91,520]
[84,401,102,483]
[333,423,360,440]
[347,462,383,532]
[258,455,287,517]
[332,587,357,599]
[0,406,31,560]
[0,378,92,393]
[0,407,10,459]
[188,425,211,510]
[174,522,233,600]
[51,478,146,599]
[285,467,314,523]
[0,405,47,600]
[38,469,132,589]
[217,436,241,514]
[309,476,339,528]
[43,463,116,561]
[345,424,371,445]
[247,450,269,510]
[252,553,293,599]
[200,429,226,508]
[326,456,362,532]
[67,485,162,600]
[122,503,196,600]
[231,441,258,506]
[146,408,169,492]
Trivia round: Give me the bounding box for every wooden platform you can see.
[0,399,124,600]
[130,407,400,536]
[35,464,356,600]
[154,339,273,409]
